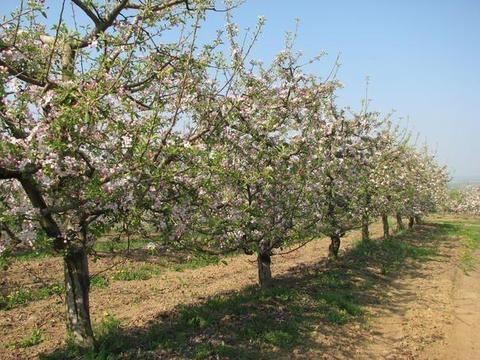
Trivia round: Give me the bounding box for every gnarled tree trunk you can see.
[64,245,95,347]
[329,235,341,258]
[19,175,95,347]
[396,213,405,231]
[382,214,390,238]
[408,216,415,229]
[257,240,272,288]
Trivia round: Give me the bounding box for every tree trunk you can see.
[257,252,272,288]
[18,174,95,346]
[329,235,341,258]
[64,246,95,347]
[257,240,272,288]
[396,213,405,231]
[408,216,414,229]
[382,214,390,238]
[361,215,370,242]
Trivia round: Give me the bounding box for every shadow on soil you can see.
[41,223,456,360]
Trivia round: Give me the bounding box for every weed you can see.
[93,313,124,355]
[263,329,295,346]
[14,328,44,348]
[90,275,109,289]
[183,313,209,329]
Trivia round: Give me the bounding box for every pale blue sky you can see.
[2,0,479,178]
[207,0,480,179]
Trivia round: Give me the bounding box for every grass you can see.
[112,264,163,281]
[93,238,152,253]
[0,250,54,269]
[0,283,64,311]
[1,252,223,310]
[90,275,110,289]
[0,275,110,311]
[459,226,480,271]
[0,237,153,265]
[6,328,44,349]
[430,218,480,272]
[352,233,439,276]
[41,223,455,360]
[170,254,222,272]
[110,253,223,281]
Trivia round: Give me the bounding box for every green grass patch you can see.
[0,275,111,311]
[431,219,480,272]
[0,283,64,311]
[14,250,55,261]
[44,270,365,359]
[93,238,152,253]
[7,328,44,349]
[460,226,480,271]
[0,250,55,269]
[351,230,440,276]
[93,313,124,356]
[90,275,110,289]
[170,254,222,272]
[111,264,162,281]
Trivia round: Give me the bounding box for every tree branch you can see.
[18,173,66,251]
[0,167,21,179]
[0,58,51,87]
[73,0,129,49]
[71,0,102,28]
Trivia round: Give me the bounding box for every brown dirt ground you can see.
[1,216,479,359]
[362,215,480,360]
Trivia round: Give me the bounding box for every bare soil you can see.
[1,216,479,359]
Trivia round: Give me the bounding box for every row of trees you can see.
[449,186,480,215]
[0,0,448,348]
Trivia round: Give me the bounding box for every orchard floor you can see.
[1,214,479,359]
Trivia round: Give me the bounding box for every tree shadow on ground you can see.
[41,222,455,360]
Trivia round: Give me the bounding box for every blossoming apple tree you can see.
[0,0,227,346]
[185,25,338,286]
[450,186,480,215]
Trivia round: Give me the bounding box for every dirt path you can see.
[364,220,480,360]
[362,236,457,359]
[422,259,480,359]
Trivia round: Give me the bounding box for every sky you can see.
[204,0,480,180]
[2,0,479,179]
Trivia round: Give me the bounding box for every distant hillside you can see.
[449,176,480,189]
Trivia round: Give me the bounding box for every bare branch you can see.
[0,58,52,87]
[73,0,129,49]
[71,0,102,28]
